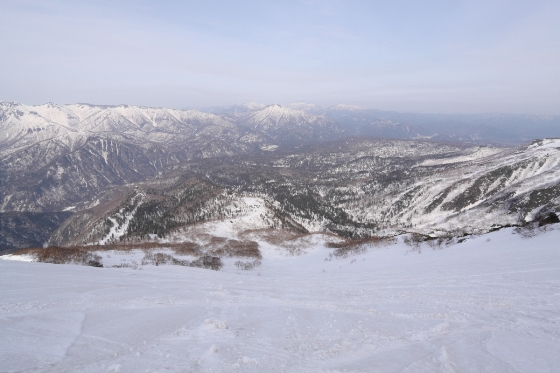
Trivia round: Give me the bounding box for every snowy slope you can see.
[378,138,560,232]
[1,226,559,372]
[281,138,560,235]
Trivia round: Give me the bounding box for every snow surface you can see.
[0,254,34,262]
[1,227,560,372]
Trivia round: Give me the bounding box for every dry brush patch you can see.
[14,246,103,267]
[401,230,473,252]
[12,237,258,271]
[206,239,261,259]
[114,237,261,263]
[239,228,334,256]
[325,236,397,259]
[171,241,203,256]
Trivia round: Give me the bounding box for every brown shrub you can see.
[223,240,261,259]
[14,246,102,267]
[202,237,262,259]
[172,241,202,256]
[209,236,227,245]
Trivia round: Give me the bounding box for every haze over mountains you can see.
[1,101,560,252]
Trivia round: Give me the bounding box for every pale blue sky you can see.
[1,0,559,114]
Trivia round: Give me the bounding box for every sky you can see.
[1,0,559,114]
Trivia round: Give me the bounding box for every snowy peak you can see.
[244,104,309,129]
[242,104,328,129]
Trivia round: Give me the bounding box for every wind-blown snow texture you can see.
[1,226,559,372]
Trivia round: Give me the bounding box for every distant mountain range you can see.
[203,101,560,145]
[1,101,559,252]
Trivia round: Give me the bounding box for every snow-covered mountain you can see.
[0,101,266,214]
[1,101,560,252]
[0,101,258,154]
[234,104,341,144]
[34,137,559,249]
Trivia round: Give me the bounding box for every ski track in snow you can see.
[1,227,560,372]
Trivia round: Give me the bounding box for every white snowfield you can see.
[1,227,560,372]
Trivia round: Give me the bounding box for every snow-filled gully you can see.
[97,194,144,245]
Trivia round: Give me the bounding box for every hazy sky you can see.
[1,0,559,114]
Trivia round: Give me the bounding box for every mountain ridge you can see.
[1,101,559,252]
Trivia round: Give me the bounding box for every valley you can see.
[1,102,560,252]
